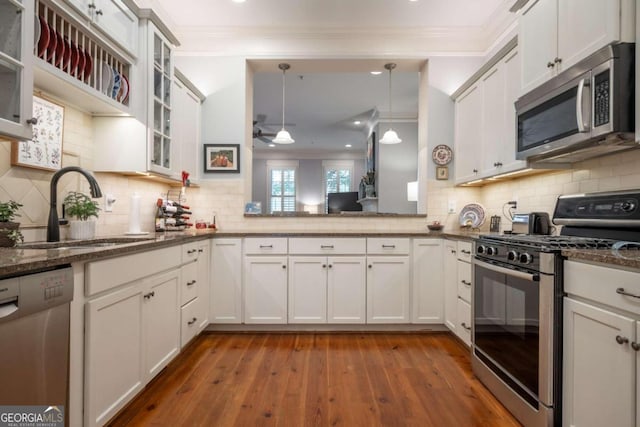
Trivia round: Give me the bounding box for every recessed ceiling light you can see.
[268,144,276,147]
[409,0,419,2]
[370,71,382,75]
[345,144,352,148]
[353,120,361,125]
[232,0,246,3]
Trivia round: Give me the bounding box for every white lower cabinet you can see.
[563,297,635,427]
[244,256,288,323]
[85,284,144,427]
[366,256,410,323]
[327,257,366,323]
[179,241,210,347]
[288,256,366,324]
[144,269,181,379]
[211,239,243,323]
[456,298,472,347]
[84,268,180,427]
[443,240,458,331]
[563,260,640,427]
[412,239,444,323]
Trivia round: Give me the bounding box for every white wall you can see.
[377,121,418,214]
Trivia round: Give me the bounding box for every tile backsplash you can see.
[3,98,640,240]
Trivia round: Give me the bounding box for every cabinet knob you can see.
[547,61,555,68]
[615,335,629,345]
[282,265,286,269]
[472,169,478,173]
[368,265,372,269]
[632,342,640,351]
[328,264,332,269]
[322,264,327,268]
[26,117,38,125]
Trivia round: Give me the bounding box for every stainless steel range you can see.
[472,190,640,427]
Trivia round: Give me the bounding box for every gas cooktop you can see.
[478,234,618,250]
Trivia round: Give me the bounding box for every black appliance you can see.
[515,43,635,164]
[327,191,362,213]
[472,189,640,427]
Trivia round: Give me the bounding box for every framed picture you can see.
[436,166,449,180]
[244,202,262,214]
[11,95,64,171]
[204,144,240,173]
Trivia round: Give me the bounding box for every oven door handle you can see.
[474,258,540,282]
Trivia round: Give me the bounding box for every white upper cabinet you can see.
[454,83,482,183]
[454,44,526,184]
[520,0,635,94]
[65,0,138,56]
[172,71,204,180]
[0,0,34,140]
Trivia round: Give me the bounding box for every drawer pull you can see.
[260,245,273,249]
[187,280,197,286]
[616,288,640,299]
[382,245,396,249]
[198,248,204,253]
[460,249,471,255]
[461,322,471,331]
[461,280,471,286]
[321,245,334,249]
[143,291,155,299]
[616,335,629,345]
[187,249,197,254]
[451,250,457,254]
[188,317,197,326]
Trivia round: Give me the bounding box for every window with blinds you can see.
[323,161,354,213]
[269,167,297,213]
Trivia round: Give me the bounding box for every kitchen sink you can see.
[19,237,155,250]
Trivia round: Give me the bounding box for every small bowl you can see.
[427,224,444,232]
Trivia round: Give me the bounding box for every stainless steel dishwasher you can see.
[0,265,73,410]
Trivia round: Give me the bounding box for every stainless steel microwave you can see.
[515,43,636,163]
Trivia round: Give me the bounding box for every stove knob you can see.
[621,201,636,212]
[477,245,487,255]
[507,250,519,261]
[486,247,498,256]
[519,253,534,264]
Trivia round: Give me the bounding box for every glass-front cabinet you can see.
[0,0,34,140]
[150,29,172,173]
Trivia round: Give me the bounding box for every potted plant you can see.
[63,191,100,240]
[361,171,376,198]
[0,200,23,247]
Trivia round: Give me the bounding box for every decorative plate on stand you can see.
[459,203,486,228]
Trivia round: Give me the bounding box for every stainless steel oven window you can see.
[473,260,541,402]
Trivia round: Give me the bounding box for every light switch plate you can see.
[448,200,456,214]
[104,194,116,212]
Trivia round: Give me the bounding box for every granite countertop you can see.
[562,248,640,270]
[0,229,477,278]
[0,231,215,278]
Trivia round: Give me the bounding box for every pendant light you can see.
[272,63,295,144]
[379,63,402,145]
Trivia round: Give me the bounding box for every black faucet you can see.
[47,166,103,242]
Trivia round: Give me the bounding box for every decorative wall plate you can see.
[432,144,453,165]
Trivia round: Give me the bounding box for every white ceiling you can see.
[145,0,514,153]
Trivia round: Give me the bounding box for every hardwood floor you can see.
[108,332,521,426]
